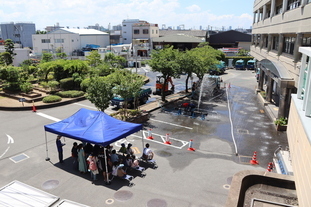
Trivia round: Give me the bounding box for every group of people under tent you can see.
[56,135,155,184]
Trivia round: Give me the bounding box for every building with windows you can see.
[121,19,141,44]
[0,22,36,48]
[250,0,311,119]
[32,28,109,58]
[286,46,311,207]
[132,21,159,57]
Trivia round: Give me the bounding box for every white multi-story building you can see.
[251,0,311,206]
[121,19,141,44]
[287,46,311,207]
[32,28,109,58]
[251,0,311,119]
[132,21,159,57]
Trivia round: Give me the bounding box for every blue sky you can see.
[1,0,254,31]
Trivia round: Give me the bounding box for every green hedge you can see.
[42,95,62,103]
[59,77,74,90]
[56,90,85,98]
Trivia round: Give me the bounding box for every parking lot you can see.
[0,68,288,206]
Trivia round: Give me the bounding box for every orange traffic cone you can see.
[266,162,273,172]
[147,129,154,140]
[250,151,259,165]
[32,101,37,112]
[164,133,171,145]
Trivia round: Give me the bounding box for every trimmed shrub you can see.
[20,82,33,94]
[56,90,85,98]
[42,95,62,103]
[80,78,91,92]
[59,77,74,90]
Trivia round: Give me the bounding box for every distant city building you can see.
[132,21,159,57]
[0,22,36,48]
[207,30,251,50]
[121,19,141,44]
[45,22,64,32]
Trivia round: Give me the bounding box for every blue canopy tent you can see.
[44,108,143,183]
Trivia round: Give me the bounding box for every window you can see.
[264,36,268,48]
[152,30,154,34]
[287,0,301,10]
[55,39,64,43]
[302,37,311,46]
[283,37,295,54]
[134,29,139,34]
[276,5,283,14]
[124,38,127,40]
[272,36,279,50]
[143,29,148,34]
[123,25,126,27]
[41,39,50,43]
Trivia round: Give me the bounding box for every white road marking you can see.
[129,132,189,149]
[6,134,14,144]
[149,118,193,130]
[36,112,61,122]
[73,103,97,109]
[74,103,114,114]
[0,146,10,159]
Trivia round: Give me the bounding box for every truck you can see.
[235,59,245,70]
[111,88,152,109]
[246,59,256,70]
[209,61,226,75]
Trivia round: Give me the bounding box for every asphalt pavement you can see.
[0,68,288,207]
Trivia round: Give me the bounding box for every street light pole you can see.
[135,45,138,74]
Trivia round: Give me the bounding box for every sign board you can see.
[19,98,26,102]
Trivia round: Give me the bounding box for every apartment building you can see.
[0,22,36,48]
[250,0,311,119]
[132,21,159,57]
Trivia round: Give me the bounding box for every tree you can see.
[190,45,223,80]
[41,52,53,63]
[56,52,67,59]
[86,76,113,111]
[237,49,249,56]
[109,70,145,109]
[104,53,126,68]
[148,46,180,101]
[177,50,197,93]
[0,39,16,65]
[86,50,102,67]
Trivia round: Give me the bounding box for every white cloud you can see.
[186,5,201,13]
[0,0,252,30]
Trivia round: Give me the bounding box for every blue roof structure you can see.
[44,108,142,146]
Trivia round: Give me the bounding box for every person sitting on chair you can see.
[143,143,154,160]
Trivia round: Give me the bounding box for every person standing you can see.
[71,142,78,170]
[87,154,99,183]
[56,135,65,163]
[77,144,87,173]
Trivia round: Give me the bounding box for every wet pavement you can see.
[0,68,289,207]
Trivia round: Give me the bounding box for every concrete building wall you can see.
[32,33,80,56]
[0,48,30,66]
[121,19,140,44]
[287,96,311,207]
[79,35,109,48]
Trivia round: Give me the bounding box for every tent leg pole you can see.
[141,130,144,158]
[104,148,110,184]
[45,132,50,161]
